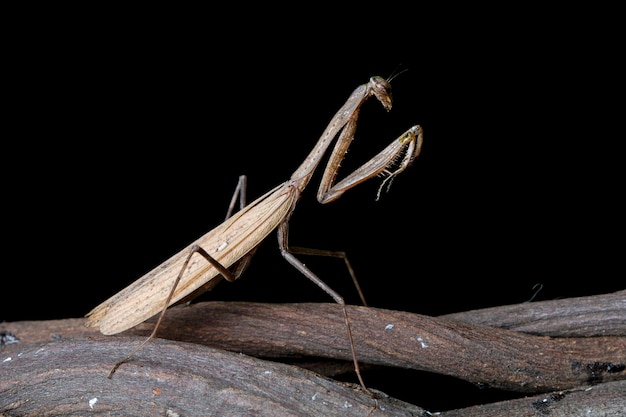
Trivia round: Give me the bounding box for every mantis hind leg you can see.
[222,175,258,280]
[108,176,256,378]
[277,220,373,397]
[287,246,367,306]
[178,175,257,302]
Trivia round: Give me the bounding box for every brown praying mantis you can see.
[85,75,424,394]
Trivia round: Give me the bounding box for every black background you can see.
[3,11,623,412]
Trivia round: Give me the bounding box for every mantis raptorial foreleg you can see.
[86,75,424,397]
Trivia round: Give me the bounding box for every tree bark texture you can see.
[1,290,625,416]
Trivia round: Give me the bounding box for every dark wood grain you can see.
[2,290,625,416]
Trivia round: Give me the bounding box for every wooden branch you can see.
[3,337,624,417]
[2,290,625,415]
[0,337,424,417]
[442,289,626,337]
[439,380,626,417]
[135,303,626,392]
[4,294,626,391]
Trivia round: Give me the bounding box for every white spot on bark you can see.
[417,337,428,348]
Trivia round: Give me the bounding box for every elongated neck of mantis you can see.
[289,84,370,191]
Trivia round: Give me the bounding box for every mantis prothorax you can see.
[85,75,424,394]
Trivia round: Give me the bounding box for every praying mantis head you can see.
[368,76,393,112]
